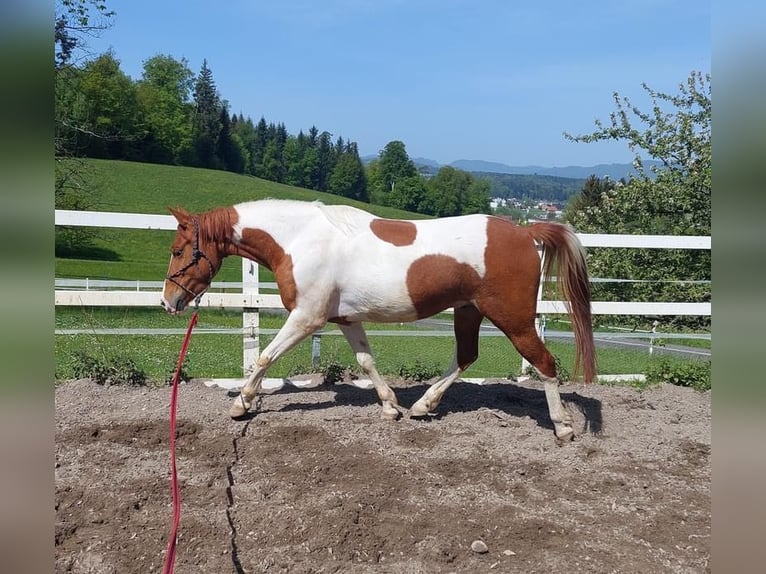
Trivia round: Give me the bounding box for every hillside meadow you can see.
[55,159,426,281]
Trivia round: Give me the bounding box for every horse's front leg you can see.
[230,310,322,419]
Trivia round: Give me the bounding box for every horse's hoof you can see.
[229,398,250,419]
[555,427,575,442]
[380,407,400,421]
[409,400,433,418]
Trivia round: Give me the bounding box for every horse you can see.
[161,199,596,441]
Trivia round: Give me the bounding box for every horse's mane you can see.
[198,206,237,245]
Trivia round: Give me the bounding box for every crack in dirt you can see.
[225,419,251,574]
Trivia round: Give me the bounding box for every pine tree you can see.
[314,131,335,191]
[191,59,222,168]
[249,117,269,176]
[217,104,245,173]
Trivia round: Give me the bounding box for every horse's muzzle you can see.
[160,295,187,315]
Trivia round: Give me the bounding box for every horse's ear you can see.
[168,206,191,228]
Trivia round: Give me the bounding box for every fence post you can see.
[649,320,659,355]
[242,259,260,376]
[311,334,321,368]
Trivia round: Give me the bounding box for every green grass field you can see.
[54,306,691,384]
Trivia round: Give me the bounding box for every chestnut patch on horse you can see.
[239,228,298,311]
[370,219,417,246]
[481,217,542,322]
[406,254,482,318]
[481,217,557,378]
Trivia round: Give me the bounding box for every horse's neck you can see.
[230,200,318,267]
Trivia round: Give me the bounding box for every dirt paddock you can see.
[55,377,710,573]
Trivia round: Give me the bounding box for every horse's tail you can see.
[528,222,596,383]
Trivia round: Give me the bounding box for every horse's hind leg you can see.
[339,323,401,420]
[506,326,574,441]
[410,304,483,417]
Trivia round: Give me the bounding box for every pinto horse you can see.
[161,199,595,440]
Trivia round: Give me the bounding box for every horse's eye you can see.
[172,248,183,257]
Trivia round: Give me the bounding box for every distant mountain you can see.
[410,156,441,169]
[449,159,524,173]
[363,154,658,181]
[450,159,659,180]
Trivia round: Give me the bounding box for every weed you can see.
[397,360,442,382]
[287,358,353,384]
[520,356,570,381]
[165,355,192,385]
[72,350,148,386]
[646,359,711,391]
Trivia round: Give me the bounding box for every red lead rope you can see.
[162,309,199,574]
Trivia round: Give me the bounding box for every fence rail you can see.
[55,209,711,380]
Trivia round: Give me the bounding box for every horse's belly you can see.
[334,286,419,323]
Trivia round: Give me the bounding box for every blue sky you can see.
[86,0,710,167]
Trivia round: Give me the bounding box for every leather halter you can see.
[165,218,214,305]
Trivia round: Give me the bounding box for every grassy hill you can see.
[55,159,426,281]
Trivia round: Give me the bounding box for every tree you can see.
[328,142,368,201]
[261,139,282,181]
[388,176,426,212]
[75,52,142,159]
[564,71,711,328]
[365,159,385,205]
[231,114,256,174]
[421,166,465,216]
[191,59,222,169]
[463,178,492,215]
[282,133,306,186]
[315,130,335,191]
[55,0,117,158]
[55,0,115,70]
[563,175,616,222]
[370,141,418,207]
[55,0,115,254]
[564,70,710,235]
[379,140,417,191]
[421,166,489,217]
[135,54,194,163]
[248,116,269,176]
[216,106,246,173]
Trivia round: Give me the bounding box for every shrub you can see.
[165,355,192,385]
[521,356,570,382]
[287,359,352,384]
[319,359,348,384]
[397,360,442,382]
[72,350,148,386]
[646,359,711,391]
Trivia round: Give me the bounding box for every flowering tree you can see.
[564,71,711,328]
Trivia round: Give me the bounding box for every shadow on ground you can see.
[231,380,603,435]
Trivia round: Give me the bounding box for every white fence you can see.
[55,209,711,379]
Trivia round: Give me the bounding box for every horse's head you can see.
[161,207,224,314]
